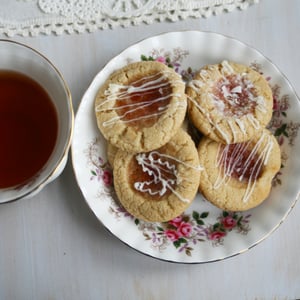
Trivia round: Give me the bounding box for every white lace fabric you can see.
[0,0,259,37]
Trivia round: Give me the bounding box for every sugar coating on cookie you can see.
[95,61,187,153]
[113,130,202,222]
[198,129,281,211]
[187,61,273,144]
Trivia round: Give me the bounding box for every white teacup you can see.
[0,40,73,203]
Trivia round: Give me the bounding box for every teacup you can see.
[0,40,73,203]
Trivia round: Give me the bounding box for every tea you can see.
[0,70,58,188]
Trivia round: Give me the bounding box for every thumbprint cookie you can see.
[187,61,273,144]
[197,129,281,211]
[113,130,202,222]
[95,61,187,153]
[106,143,118,167]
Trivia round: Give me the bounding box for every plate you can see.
[71,31,300,263]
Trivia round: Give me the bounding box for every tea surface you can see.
[0,71,58,188]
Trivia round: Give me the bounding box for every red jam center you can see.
[115,74,172,127]
[220,143,263,181]
[128,152,177,200]
[213,74,258,117]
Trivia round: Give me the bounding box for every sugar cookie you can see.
[187,61,273,144]
[95,61,187,153]
[197,129,281,211]
[113,130,201,222]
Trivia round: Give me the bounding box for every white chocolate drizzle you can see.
[220,60,234,74]
[96,71,186,127]
[227,119,237,143]
[212,72,266,118]
[134,151,202,203]
[188,60,267,142]
[214,132,274,203]
[235,118,247,135]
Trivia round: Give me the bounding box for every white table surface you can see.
[1,0,299,299]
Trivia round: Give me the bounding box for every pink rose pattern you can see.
[165,229,181,242]
[165,217,193,241]
[133,211,251,255]
[89,154,113,188]
[222,215,237,229]
[141,47,189,75]
[86,49,299,257]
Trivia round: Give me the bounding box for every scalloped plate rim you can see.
[71,30,300,263]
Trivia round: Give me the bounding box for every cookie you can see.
[113,129,201,222]
[95,61,187,153]
[187,61,273,144]
[106,143,118,167]
[197,129,281,211]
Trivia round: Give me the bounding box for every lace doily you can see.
[0,0,259,37]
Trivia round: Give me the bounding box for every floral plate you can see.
[71,31,300,263]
